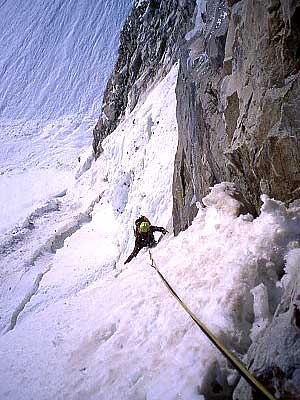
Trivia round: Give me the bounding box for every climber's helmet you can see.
[139,221,150,233]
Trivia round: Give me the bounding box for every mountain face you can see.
[93,0,300,233]
[92,1,300,398]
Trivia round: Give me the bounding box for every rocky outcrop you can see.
[222,0,300,214]
[92,0,195,157]
[173,0,300,234]
[233,247,300,400]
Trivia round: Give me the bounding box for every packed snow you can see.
[1,56,300,400]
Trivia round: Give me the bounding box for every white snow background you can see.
[1,1,300,400]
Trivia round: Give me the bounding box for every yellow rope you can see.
[148,251,276,400]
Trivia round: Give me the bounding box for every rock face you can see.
[92,0,195,157]
[223,0,300,212]
[173,0,300,234]
[173,0,231,234]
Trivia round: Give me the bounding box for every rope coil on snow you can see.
[148,250,276,400]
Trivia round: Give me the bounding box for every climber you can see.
[124,216,168,264]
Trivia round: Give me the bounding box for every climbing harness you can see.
[148,251,276,400]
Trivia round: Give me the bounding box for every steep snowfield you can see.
[1,63,300,400]
[0,0,132,120]
[0,0,132,233]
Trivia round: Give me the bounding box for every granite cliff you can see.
[92,0,300,398]
[173,0,300,234]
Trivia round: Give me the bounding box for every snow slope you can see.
[1,62,300,400]
[0,0,133,233]
[0,0,132,120]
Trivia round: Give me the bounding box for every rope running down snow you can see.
[148,250,276,400]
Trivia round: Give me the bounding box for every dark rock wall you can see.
[173,0,300,234]
[223,0,300,212]
[92,0,195,157]
[173,0,231,235]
